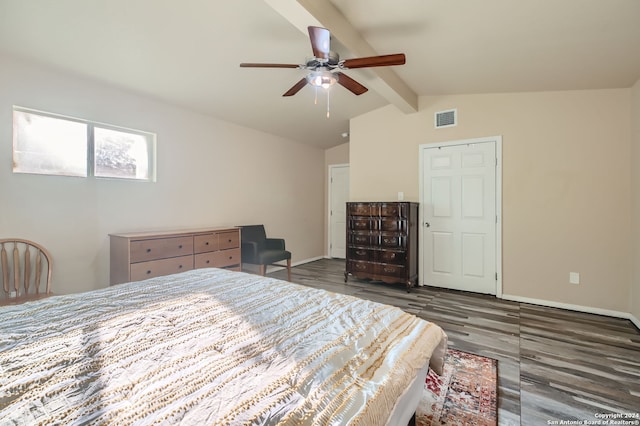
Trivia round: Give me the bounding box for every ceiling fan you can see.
[240,26,406,99]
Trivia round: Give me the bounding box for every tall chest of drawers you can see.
[344,202,418,291]
[109,227,241,285]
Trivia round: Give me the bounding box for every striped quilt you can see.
[0,268,447,425]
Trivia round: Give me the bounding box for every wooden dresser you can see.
[109,227,241,285]
[344,202,418,291]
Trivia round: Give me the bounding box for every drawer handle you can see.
[146,270,151,274]
[228,239,232,242]
[178,245,183,249]
[146,248,151,253]
[206,260,210,264]
[179,265,183,269]
[205,242,209,245]
[229,256,233,259]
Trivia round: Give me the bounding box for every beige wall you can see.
[632,79,640,325]
[323,143,350,256]
[0,55,325,295]
[350,90,632,313]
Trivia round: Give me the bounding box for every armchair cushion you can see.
[257,248,291,265]
[265,238,286,251]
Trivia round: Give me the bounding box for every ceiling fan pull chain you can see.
[326,88,330,119]
[314,86,319,105]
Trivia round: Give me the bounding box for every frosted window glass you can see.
[13,110,87,177]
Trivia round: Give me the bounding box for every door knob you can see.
[424,222,431,227]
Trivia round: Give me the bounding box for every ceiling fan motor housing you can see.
[306,51,340,69]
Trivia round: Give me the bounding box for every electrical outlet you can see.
[569,272,580,285]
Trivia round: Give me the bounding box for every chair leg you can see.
[287,258,291,282]
[259,265,266,276]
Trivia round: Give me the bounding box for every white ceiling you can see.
[1,0,639,149]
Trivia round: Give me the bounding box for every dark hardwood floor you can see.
[268,259,640,426]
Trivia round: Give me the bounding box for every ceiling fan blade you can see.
[308,26,331,60]
[341,53,406,69]
[283,78,308,97]
[240,63,300,68]
[335,72,368,95]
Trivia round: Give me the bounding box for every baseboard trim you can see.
[292,256,325,267]
[502,293,635,324]
[250,256,326,275]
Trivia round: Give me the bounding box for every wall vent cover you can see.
[435,109,457,128]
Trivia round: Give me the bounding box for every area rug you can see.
[416,348,498,426]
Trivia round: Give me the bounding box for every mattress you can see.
[0,268,447,425]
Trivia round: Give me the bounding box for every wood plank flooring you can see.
[268,259,640,426]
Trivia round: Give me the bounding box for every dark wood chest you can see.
[344,202,418,290]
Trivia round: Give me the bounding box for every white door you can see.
[329,164,349,258]
[420,140,498,294]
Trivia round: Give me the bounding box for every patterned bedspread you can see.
[0,268,447,425]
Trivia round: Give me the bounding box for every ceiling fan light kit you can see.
[306,70,338,89]
[240,26,406,117]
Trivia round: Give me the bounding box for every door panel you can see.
[432,177,453,217]
[422,141,497,294]
[462,175,485,218]
[432,231,454,274]
[462,233,485,277]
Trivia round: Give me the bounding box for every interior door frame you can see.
[327,163,350,258]
[418,136,503,297]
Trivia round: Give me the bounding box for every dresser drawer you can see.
[350,218,377,231]
[348,260,374,275]
[218,231,240,250]
[130,255,194,281]
[375,263,406,278]
[380,219,406,232]
[195,248,241,268]
[349,232,375,246]
[130,236,194,263]
[380,233,405,248]
[380,203,405,218]
[348,247,374,261]
[348,203,375,216]
[194,234,218,253]
[215,248,241,267]
[376,250,406,265]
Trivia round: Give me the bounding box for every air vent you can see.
[435,109,457,128]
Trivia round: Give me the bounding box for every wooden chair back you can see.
[0,239,52,305]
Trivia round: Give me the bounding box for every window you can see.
[13,107,156,181]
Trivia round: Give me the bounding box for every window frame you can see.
[12,106,156,182]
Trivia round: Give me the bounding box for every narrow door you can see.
[421,140,497,294]
[329,164,349,258]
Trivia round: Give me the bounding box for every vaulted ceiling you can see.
[1,0,639,148]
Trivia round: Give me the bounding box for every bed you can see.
[0,268,447,425]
